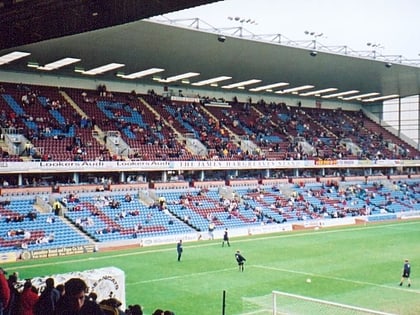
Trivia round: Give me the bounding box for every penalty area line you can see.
[252,264,420,294]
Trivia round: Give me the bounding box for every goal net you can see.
[271,291,396,315]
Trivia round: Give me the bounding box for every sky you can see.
[159,0,420,60]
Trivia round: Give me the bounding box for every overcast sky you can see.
[160,0,420,60]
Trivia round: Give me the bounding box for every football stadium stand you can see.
[0,81,418,259]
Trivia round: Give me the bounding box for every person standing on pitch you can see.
[208,222,215,240]
[399,259,411,287]
[235,250,246,272]
[177,240,183,262]
[222,228,230,247]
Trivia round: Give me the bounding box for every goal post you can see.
[272,290,396,315]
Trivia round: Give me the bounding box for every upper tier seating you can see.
[0,83,103,161]
[63,87,194,161]
[0,81,419,162]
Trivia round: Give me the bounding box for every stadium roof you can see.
[0,0,221,48]
[0,0,419,105]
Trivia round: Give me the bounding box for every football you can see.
[306,278,312,283]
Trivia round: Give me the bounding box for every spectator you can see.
[0,268,10,315]
[88,292,98,303]
[56,284,65,297]
[20,280,38,315]
[5,273,20,315]
[34,277,60,315]
[55,278,104,315]
[99,298,125,315]
[125,304,143,315]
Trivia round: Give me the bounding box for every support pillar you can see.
[73,173,79,184]
[120,172,126,183]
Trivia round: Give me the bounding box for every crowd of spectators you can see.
[0,268,174,315]
[0,82,419,164]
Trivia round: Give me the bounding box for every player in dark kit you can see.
[235,250,246,272]
[177,240,183,262]
[222,228,230,247]
[399,259,411,287]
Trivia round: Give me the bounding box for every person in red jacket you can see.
[0,268,10,314]
[20,280,39,315]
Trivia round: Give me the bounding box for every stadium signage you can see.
[91,274,120,292]
[337,160,357,166]
[116,160,172,168]
[177,160,315,169]
[314,159,338,166]
[39,161,105,167]
[170,96,200,103]
[1,159,418,173]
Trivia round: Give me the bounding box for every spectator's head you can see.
[24,279,32,289]
[127,304,143,315]
[45,277,55,288]
[152,309,164,315]
[88,292,98,302]
[164,311,175,315]
[8,274,17,284]
[64,278,88,310]
[101,298,122,308]
[56,284,65,296]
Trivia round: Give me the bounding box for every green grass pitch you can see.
[3,220,420,314]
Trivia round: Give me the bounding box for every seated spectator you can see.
[110,199,121,209]
[27,211,37,221]
[124,194,132,202]
[128,210,140,216]
[46,215,56,224]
